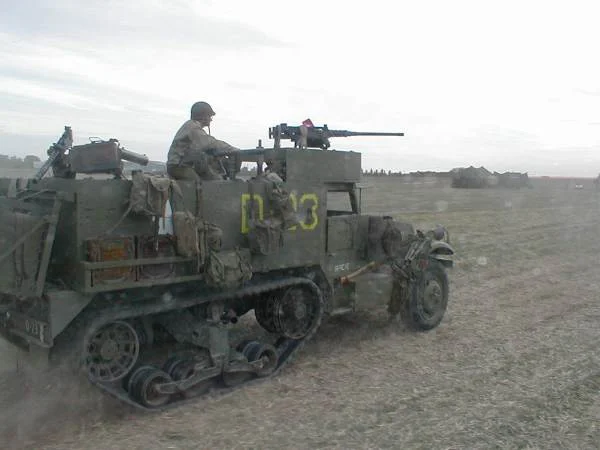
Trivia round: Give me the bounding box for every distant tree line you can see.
[0,154,41,169]
[363,169,402,176]
[362,169,452,177]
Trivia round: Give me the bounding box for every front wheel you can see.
[401,260,449,331]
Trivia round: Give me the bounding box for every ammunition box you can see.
[87,237,136,286]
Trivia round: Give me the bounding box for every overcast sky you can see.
[1,0,599,176]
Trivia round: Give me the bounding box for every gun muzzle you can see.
[343,131,405,137]
[120,147,149,166]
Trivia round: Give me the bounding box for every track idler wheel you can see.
[84,320,140,382]
[129,366,173,408]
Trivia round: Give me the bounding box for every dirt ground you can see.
[1,176,599,449]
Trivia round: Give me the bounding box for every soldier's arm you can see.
[204,135,238,155]
[188,127,238,155]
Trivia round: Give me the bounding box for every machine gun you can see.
[268,123,404,150]
[68,138,149,177]
[34,126,74,180]
[35,128,149,179]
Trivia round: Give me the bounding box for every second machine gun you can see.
[35,127,150,180]
[268,123,404,150]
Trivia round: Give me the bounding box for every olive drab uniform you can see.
[167,120,238,181]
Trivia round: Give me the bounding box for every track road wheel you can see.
[238,340,262,358]
[163,356,184,378]
[222,348,254,387]
[164,356,215,398]
[245,342,278,377]
[236,340,257,353]
[126,365,156,398]
[401,259,449,331]
[131,367,172,408]
[122,363,149,392]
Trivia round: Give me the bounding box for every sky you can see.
[0,0,599,176]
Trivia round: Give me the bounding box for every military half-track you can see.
[0,125,454,410]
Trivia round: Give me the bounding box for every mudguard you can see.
[429,240,455,267]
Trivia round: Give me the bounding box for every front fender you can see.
[429,241,455,267]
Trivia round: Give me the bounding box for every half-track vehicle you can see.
[0,124,454,410]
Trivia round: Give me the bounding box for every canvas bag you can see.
[173,211,202,258]
[172,211,222,263]
[129,171,172,216]
[247,219,284,255]
[205,248,252,289]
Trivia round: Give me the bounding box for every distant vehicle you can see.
[575,184,584,190]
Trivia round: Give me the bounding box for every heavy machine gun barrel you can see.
[327,130,405,138]
[269,123,404,149]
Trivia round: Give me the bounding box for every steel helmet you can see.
[190,101,216,118]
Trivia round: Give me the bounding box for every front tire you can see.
[401,260,449,331]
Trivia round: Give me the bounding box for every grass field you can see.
[1,175,599,449]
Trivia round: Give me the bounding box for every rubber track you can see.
[85,276,324,412]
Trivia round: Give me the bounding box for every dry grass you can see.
[2,177,600,449]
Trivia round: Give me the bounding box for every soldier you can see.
[167,101,240,181]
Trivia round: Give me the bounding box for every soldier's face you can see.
[199,115,213,127]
